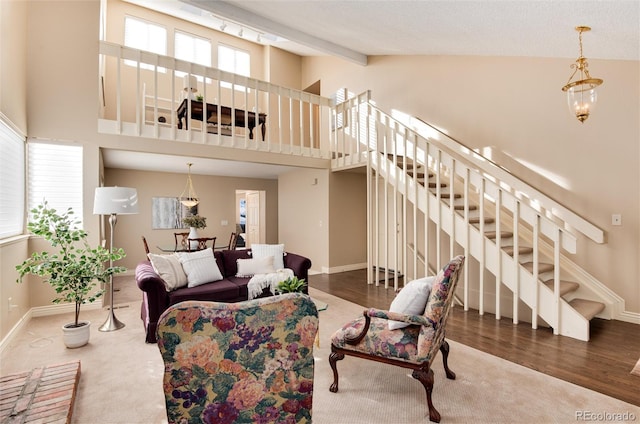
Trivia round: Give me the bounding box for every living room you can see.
[0,0,639,421]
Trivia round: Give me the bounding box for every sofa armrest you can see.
[135,261,170,342]
[283,252,312,282]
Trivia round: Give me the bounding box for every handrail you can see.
[335,95,604,245]
[393,112,605,244]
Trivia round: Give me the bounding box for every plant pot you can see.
[188,227,199,250]
[62,321,91,348]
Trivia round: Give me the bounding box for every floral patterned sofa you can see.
[156,293,319,424]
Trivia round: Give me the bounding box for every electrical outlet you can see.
[612,214,622,226]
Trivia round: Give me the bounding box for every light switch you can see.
[611,214,622,226]
[221,220,228,226]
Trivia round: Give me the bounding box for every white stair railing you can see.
[332,92,621,341]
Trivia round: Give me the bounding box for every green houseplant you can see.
[16,201,126,348]
[182,214,207,229]
[276,276,307,294]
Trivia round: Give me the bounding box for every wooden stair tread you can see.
[469,217,495,224]
[502,246,534,255]
[543,279,580,296]
[569,298,606,320]
[454,204,478,211]
[522,262,554,274]
[434,192,462,199]
[485,231,513,240]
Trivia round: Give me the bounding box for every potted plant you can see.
[276,276,307,294]
[15,201,126,348]
[182,215,207,249]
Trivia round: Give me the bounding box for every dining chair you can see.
[142,236,150,255]
[187,236,216,251]
[228,232,238,250]
[173,232,190,251]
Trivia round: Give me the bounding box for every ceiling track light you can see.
[561,26,604,123]
[219,21,227,32]
[238,27,244,37]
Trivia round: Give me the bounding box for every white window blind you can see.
[218,44,250,90]
[0,122,25,239]
[175,31,211,80]
[28,141,83,228]
[124,16,167,71]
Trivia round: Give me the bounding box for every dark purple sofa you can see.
[135,248,311,343]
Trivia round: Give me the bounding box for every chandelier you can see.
[179,163,199,207]
[561,26,603,123]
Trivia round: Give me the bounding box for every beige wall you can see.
[329,171,367,270]
[0,0,29,339]
[278,168,329,273]
[104,168,279,270]
[302,54,640,313]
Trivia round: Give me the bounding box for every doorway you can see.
[235,189,266,247]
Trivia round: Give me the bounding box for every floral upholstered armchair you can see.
[156,293,319,424]
[329,255,465,423]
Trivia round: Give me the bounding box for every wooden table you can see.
[176,99,266,140]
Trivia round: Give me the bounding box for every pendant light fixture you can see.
[179,162,199,207]
[561,26,603,123]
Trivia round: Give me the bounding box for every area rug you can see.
[309,288,640,424]
[632,358,640,376]
[0,288,638,423]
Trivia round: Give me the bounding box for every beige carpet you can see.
[1,285,638,424]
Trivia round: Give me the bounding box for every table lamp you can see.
[93,186,139,331]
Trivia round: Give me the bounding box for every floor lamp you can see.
[93,186,139,331]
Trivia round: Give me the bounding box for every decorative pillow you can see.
[388,276,435,330]
[251,244,285,270]
[147,253,188,291]
[176,248,223,288]
[236,256,276,277]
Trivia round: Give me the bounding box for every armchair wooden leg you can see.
[329,349,345,393]
[412,367,441,423]
[440,340,456,380]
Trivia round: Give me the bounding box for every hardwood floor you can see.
[308,269,640,407]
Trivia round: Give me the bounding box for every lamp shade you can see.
[93,187,139,215]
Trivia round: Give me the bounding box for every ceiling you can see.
[109,0,639,178]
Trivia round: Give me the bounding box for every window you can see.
[218,44,250,90]
[28,141,83,228]
[0,121,25,239]
[124,16,167,71]
[175,31,211,80]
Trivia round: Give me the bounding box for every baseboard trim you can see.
[0,302,104,356]
[321,262,368,274]
[617,310,640,325]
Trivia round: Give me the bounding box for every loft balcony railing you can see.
[98,41,334,159]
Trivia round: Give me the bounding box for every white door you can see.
[245,191,263,246]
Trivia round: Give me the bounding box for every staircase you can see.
[331,91,621,341]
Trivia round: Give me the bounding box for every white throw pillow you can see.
[147,253,188,291]
[388,276,435,330]
[251,244,285,270]
[236,256,276,277]
[176,248,223,288]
